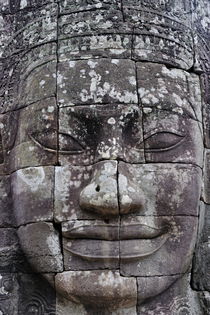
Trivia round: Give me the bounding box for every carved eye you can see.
[30,130,84,154]
[144,132,185,152]
[59,133,84,154]
[30,130,57,152]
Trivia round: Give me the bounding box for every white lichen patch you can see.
[16,167,45,193]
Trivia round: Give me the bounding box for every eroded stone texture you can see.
[0,273,19,315]
[17,273,56,315]
[137,273,203,315]
[120,216,198,277]
[0,0,209,314]
[118,162,202,216]
[11,166,54,226]
[17,222,63,273]
[1,98,58,172]
[192,202,210,292]
[0,228,24,273]
[58,104,144,166]
[55,270,137,311]
[62,219,120,271]
[57,59,138,106]
[0,175,14,227]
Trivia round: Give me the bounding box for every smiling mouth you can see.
[63,224,169,261]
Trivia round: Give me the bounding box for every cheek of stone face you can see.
[118,162,202,216]
[118,163,200,278]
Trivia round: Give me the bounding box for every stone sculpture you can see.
[0,0,209,314]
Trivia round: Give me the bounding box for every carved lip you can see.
[63,224,169,261]
[62,224,169,240]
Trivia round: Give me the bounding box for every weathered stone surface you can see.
[137,273,202,315]
[54,161,118,221]
[192,202,210,291]
[137,63,202,122]
[0,0,209,313]
[203,150,210,204]
[0,175,14,227]
[2,98,58,172]
[0,228,24,273]
[0,43,56,113]
[118,162,202,216]
[11,166,54,226]
[63,238,119,271]
[143,109,203,166]
[55,270,137,310]
[0,273,19,315]
[17,222,63,273]
[57,59,138,106]
[17,273,56,314]
[58,104,144,166]
[62,219,120,271]
[58,2,132,60]
[1,3,58,57]
[17,59,57,108]
[120,216,198,276]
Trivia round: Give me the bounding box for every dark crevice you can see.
[135,60,146,163]
[53,221,64,267]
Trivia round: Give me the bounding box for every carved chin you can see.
[55,270,137,310]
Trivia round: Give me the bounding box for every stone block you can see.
[204,150,210,204]
[58,104,144,166]
[143,108,203,166]
[1,43,56,113]
[137,62,202,122]
[0,273,19,315]
[118,162,202,216]
[17,60,57,108]
[54,161,118,221]
[2,98,58,172]
[17,222,63,273]
[17,273,56,314]
[0,228,25,273]
[0,175,15,227]
[62,219,120,271]
[137,273,202,314]
[57,59,138,106]
[120,216,198,276]
[11,166,54,226]
[55,270,137,310]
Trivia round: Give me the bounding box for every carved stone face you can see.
[5,56,203,311]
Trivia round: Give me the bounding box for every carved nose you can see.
[118,166,145,215]
[79,161,119,217]
[79,161,145,217]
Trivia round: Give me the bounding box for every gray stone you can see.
[0,228,24,273]
[55,270,137,310]
[58,104,144,166]
[54,161,118,221]
[137,62,202,122]
[17,222,63,273]
[120,216,198,276]
[137,273,203,315]
[11,166,54,226]
[0,273,19,315]
[118,162,202,216]
[17,273,56,314]
[57,59,138,106]
[0,175,14,227]
[2,98,58,172]
[143,109,203,166]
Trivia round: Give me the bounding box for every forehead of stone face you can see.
[57,59,138,106]
[137,63,202,122]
